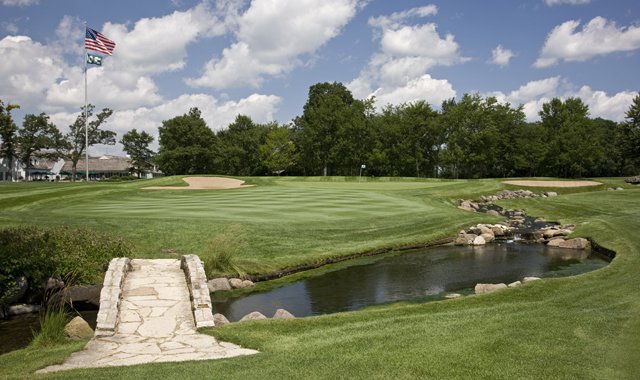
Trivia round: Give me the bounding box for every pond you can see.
[0,309,97,355]
[212,243,609,321]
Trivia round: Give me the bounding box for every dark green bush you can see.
[103,175,139,182]
[0,226,132,306]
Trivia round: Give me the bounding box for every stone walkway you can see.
[38,259,257,373]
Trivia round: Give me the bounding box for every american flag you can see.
[85,27,116,56]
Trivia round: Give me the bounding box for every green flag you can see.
[86,53,102,66]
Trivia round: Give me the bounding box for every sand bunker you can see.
[144,176,253,190]
[503,180,602,188]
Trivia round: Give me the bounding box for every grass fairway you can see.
[0,176,639,379]
[0,176,497,274]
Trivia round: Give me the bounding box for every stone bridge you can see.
[39,255,257,373]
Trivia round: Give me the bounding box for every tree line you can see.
[0,101,152,180]
[2,81,639,180]
[157,82,640,178]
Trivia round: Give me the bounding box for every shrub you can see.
[0,226,132,307]
[202,224,246,278]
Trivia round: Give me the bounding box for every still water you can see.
[0,309,97,355]
[212,243,608,321]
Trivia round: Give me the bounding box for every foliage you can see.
[0,100,20,181]
[17,113,65,174]
[0,226,132,307]
[202,224,247,278]
[294,82,367,175]
[120,128,154,177]
[156,108,219,175]
[259,124,299,175]
[63,104,116,180]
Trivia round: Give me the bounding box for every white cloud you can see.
[368,5,438,29]
[489,45,515,67]
[102,2,231,76]
[187,0,360,89]
[544,0,590,6]
[372,75,455,108]
[489,77,634,121]
[48,92,281,155]
[348,4,464,109]
[0,36,66,107]
[1,0,39,6]
[2,21,19,34]
[535,16,640,67]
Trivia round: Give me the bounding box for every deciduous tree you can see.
[120,129,154,178]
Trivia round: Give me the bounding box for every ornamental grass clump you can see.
[203,224,247,278]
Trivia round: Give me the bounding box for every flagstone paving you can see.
[38,259,257,373]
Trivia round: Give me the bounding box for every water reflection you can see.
[212,243,607,321]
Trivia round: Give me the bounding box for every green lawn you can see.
[0,176,638,379]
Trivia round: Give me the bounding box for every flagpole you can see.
[84,22,89,182]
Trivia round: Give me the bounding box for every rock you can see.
[458,205,476,212]
[491,226,506,237]
[241,280,255,288]
[445,293,463,299]
[68,285,102,307]
[454,233,477,246]
[543,228,572,239]
[239,311,267,322]
[547,237,589,249]
[523,277,541,283]
[481,232,495,243]
[8,304,41,315]
[207,278,231,292]
[475,283,507,294]
[486,210,501,217]
[508,281,522,288]
[625,176,640,185]
[273,309,295,319]
[64,316,93,340]
[43,277,64,291]
[534,217,546,223]
[472,235,486,246]
[229,278,245,289]
[213,313,230,326]
[544,191,558,197]
[616,187,624,191]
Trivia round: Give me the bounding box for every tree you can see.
[217,115,269,176]
[622,93,640,173]
[17,113,65,180]
[0,100,19,181]
[539,97,601,178]
[294,82,365,176]
[259,124,299,175]
[120,129,155,178]
[64,104,115,181]
[156,108,219,175]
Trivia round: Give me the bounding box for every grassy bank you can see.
[0,176,638,379]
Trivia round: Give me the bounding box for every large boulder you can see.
[213,313,230,326]
[472,235,486,246]
[207,278,232,292]
[64,316,94,340]
[241,280,255,288]
[544,191,558,197]
[239,311,267,322]
[68,285,102,307]
[454,233,477,246]
[475,283,507,294]
[547,238,589,250]
[273,309,295,319]
[229,278,244,289]
[486,210,501,217]
[625,176,640,185]
[523,276,541,283]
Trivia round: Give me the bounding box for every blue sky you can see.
[1,0,639,154]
